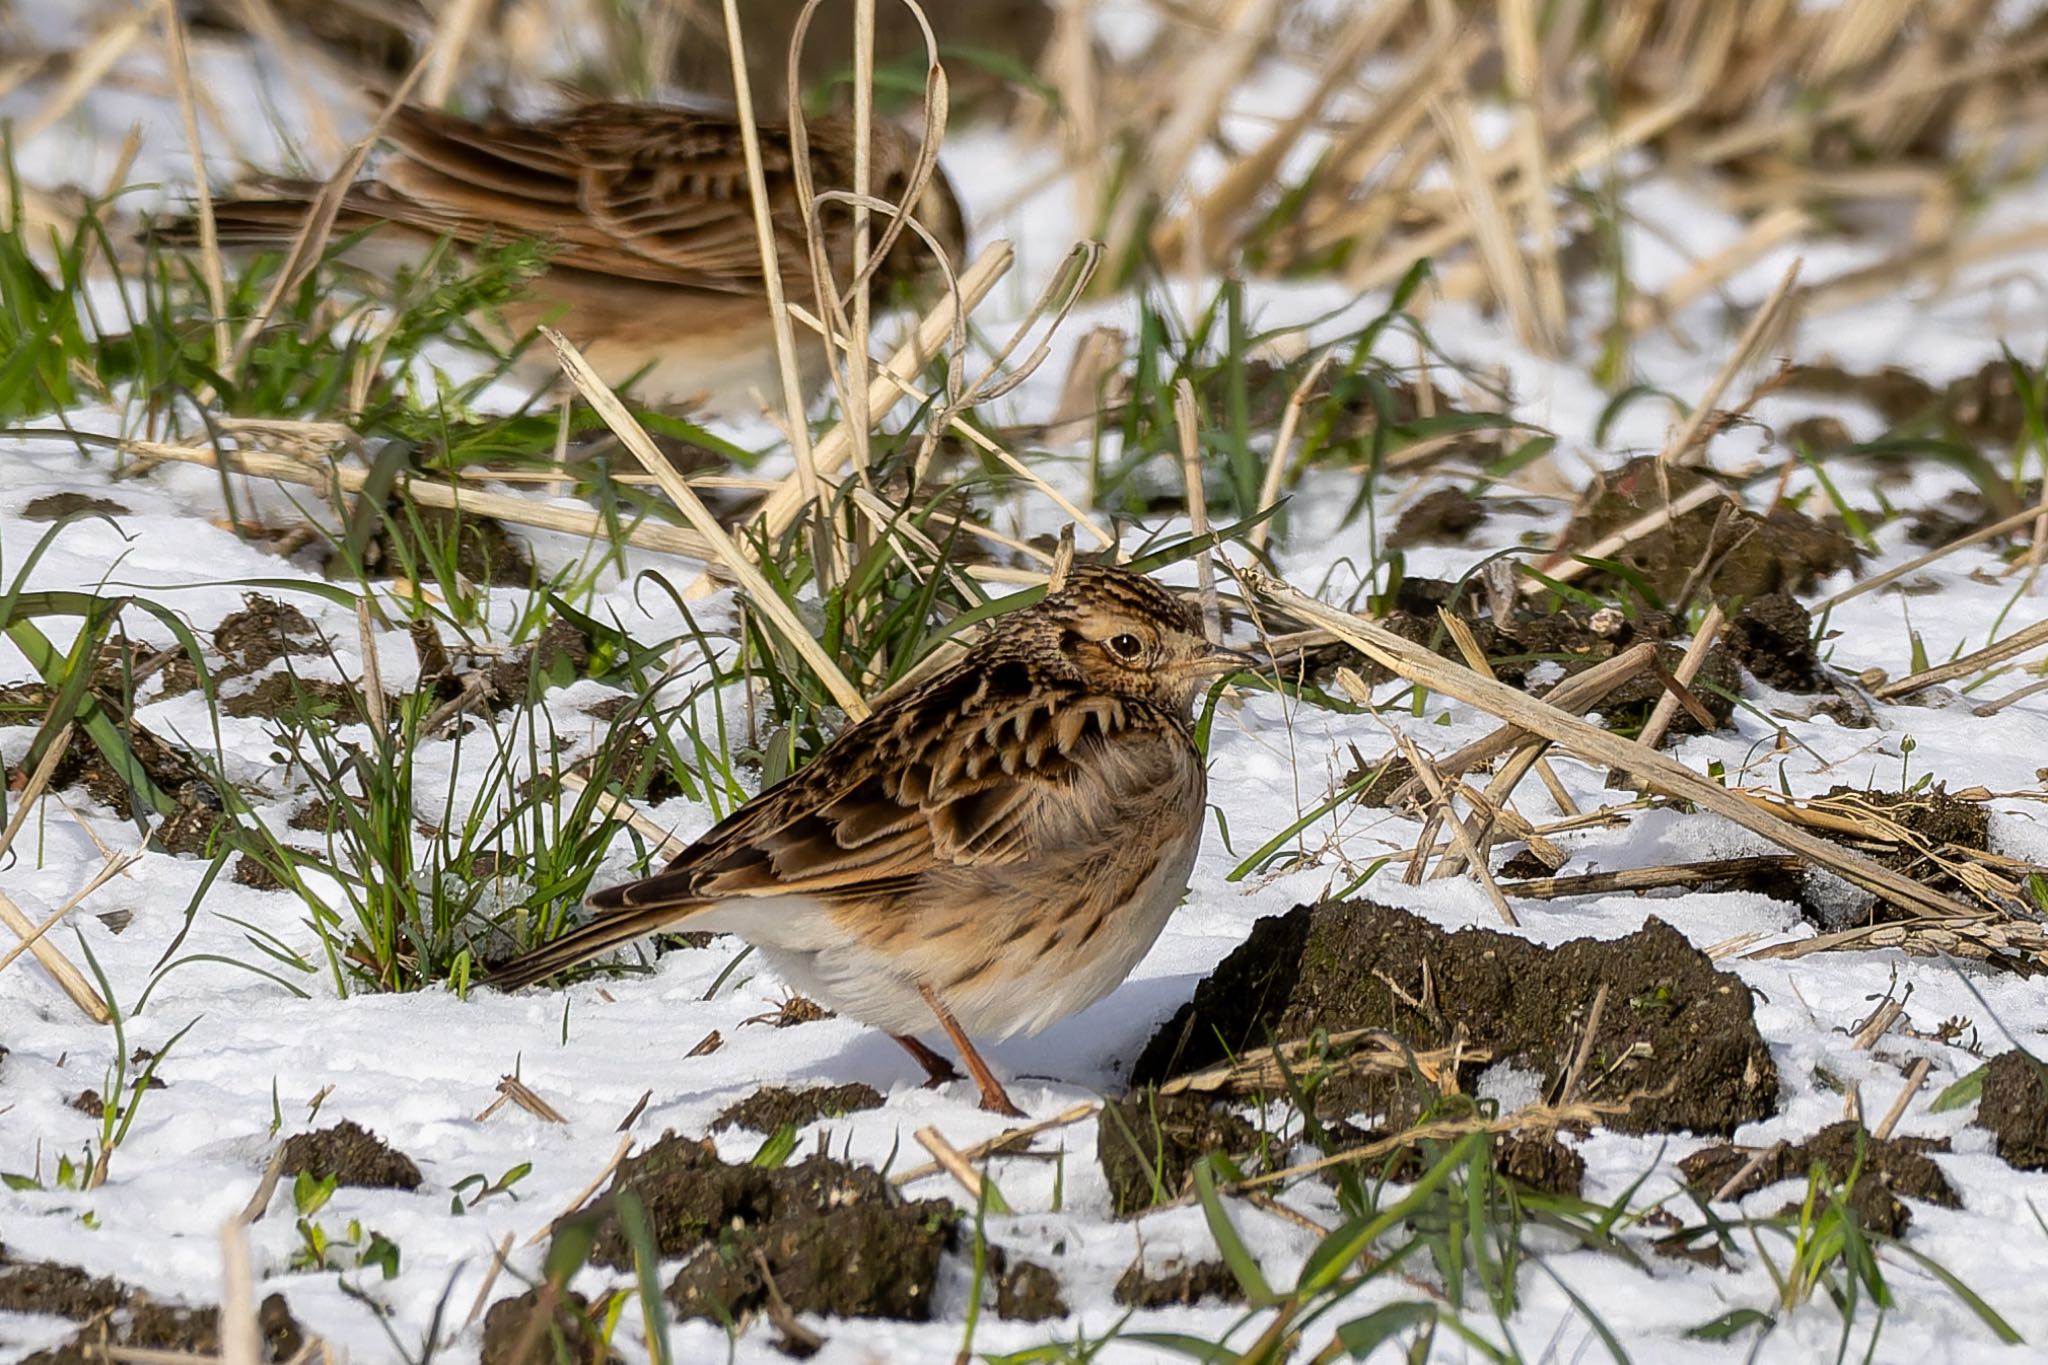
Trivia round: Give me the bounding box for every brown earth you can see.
[1133,905,1778,1136]
[278,1120,424,1190]
[1679,1121,1957,1236]
[574,1132,954,1325]
[1974,1050,2048,1170]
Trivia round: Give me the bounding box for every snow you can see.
[5,10,2048,1365]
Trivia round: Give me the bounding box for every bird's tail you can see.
[483,895,709,992]
[151,182,389,249]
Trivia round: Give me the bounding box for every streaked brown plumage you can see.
[164,101,965,412]
[487,565,1250,1115]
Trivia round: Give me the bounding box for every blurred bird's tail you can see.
[482,893,709,992]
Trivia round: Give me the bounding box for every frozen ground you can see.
[5,11,2048,1365]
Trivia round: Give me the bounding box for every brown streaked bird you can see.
[163,101,965,413]
[487,565,1252,1115]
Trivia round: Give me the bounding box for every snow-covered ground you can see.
[5,8,2048,1363]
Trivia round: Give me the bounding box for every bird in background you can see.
[159,100,965,415]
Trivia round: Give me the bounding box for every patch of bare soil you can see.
[1799,785,1991,932]
[1315,1117,1586,1197]
[221,673,373,724]
[1113,1259,1244,1308]
[232,854,288,891]
[1097,1088,1260,1217]
[0,1256,304,1364]
[1721,593,1822,692]
[1133,905,1777,1136]
[479,1288,619,1365]
[1974,1050,2048,1170]
[1783,360,2039,446]
[1307,580,1738,741]
[575,1133,954,1324]
[21,493,128,521]
[990,1251,1067,1322]
[214,595,319,676]
[711,1083,884,1133]
[1558,455,1857,603]
[0,674,207,819]
[333,504,533,586]
[278,1120,423,1190]
[1390,487,1490,548]
[1679,1121,1957,1236]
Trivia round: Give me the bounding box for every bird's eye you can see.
[1106,633,1144,661]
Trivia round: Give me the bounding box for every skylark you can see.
[487,564,1251,1115]
[167,101,965,413]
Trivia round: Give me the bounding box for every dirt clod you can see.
[1098,1088,1260,1217]
[1799,785,1990,931]
[233,854,287,891]
[214,595,318,675]
[1113,1259,1245,1308]
[0,1255,305,1365]
[1679,1121,1957,1235]
[712,1083,884,1133]
[1974,1050,2048,1170]
[480,1288,618,1365]
[992,1253,1068,1322]
[1722,593,1821,692]
[1133,905,1777,1135]
[334,504,532,586]
[1560,456,1856,604]
[278,1120,423,1190]
[1390,487,1489,547]
[1495,1130,1587,1196]
[575,1132,953,1324]
[22,493,128,521]
[221,673,374,724]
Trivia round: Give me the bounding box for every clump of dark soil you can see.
[22,493,129,521]
[278,1120,423,1190]
[1494,1129,1586,1196]
[233,854,288,891]
[408,616,593,720]
[1721,594,1822,692]
[1679,1121,1957,1236]
[480,1288,618,1365]
[1319,1117,1586,1197]
[151,782,229,857]
[214,595,319,675]
[0,678,206,818]
[1390,487,1489,547]
[1133,905,1777,1136]
[1306,581,1739,741]
[1800,785,1990,931]
[574,1133,953,1324]
[333,504,533,586]
[1558,456,1857,603]
[1113,1259,1245,1308]
[712,1083,884,1133]
[1783,360,2038,446]
[991,1252,1068,1322]
[1097,1088,1260,1217]
[221,673,374,724]
[571,721,693,806]
[0,1256,304,1364]
[1974,1050,2048,1170]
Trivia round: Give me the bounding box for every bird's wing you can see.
[369,103,821,289]
[601,685,1145,915]
[482,677,1168,990]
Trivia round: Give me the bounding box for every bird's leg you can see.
[917,982,1025,1118]
[890,1033,963,1087]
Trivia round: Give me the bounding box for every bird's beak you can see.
[1182,643,1260,678]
